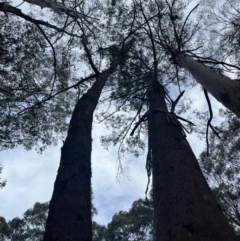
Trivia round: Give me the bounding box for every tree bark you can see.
[175,54,240,117]
[24,0,84,20]
[43,60,119,241]
[148,80,239,241]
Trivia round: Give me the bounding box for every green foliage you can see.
[199,110,240,235]
[0,15,78,151]
[0,165,6,189]
[0,198,153,241]
[1,0,240,239]
[92,221,108,241]
[199,0,240,78]
[93,198,153,241]
[0,217,9,240]
[0,202,48,241]
[105,198,153,241]
[98,0,205,160]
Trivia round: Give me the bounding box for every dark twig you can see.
[171,90,185,112]
[17,74,97,114]
[78,23,100,75]
[165,0,180,51]
[98,95,132,124]
[0,3,81,38]
[130,112,148,136]
[203,88,221,157]
[179,4,199,42]
[131,106,195,137]
[35,24,57,97]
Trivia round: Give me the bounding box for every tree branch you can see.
[35,24,57,97]
[17,74,97,114]
[0,2,81,38]
[24,0,98,21]
[179,4,199,43]
[203,88,221,157]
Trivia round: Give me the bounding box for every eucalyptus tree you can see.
[0,1,144,240]
[137,3,238,239]
[93,198,154,241]
[104,198,154,241]
[99,0,240,240]
[148,2,240,236]
[0,202,49,241]
[155,0,240,118]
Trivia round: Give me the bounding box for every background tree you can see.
[0,202,48,241]
[199,109,240,236]
[104,198,153,241]
[0,197,153,241]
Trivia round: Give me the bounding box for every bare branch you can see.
[130,112,148,136]
[35,24,57,97]
[17,74,97,114]
[203,88,221,157]
[0,2,81,38]
[170,90,185,112]
[179,4,199,43]
[24,0,98,21]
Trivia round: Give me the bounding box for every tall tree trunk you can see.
[175,54,240,117]
[43,60,119,241]
[148,80,238,241]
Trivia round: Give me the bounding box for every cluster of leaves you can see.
[0,165,6,189]
[1,0,239,154]
[93,198,154,241]
[0,14,84,152]
[199,0,240,77]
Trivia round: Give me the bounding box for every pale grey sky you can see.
[0,84,223,225]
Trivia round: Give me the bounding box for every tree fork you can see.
[148,80,238,241]
[43,60,119,241]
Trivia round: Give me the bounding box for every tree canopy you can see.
[1,0,240,240]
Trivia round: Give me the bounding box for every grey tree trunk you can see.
[148,80,238,241]
[175,54,240,117]
[43,61,119,241]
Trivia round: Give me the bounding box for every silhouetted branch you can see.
[203,88,221,156]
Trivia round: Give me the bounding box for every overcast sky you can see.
[0,0,226,226]
[0,83,224,225]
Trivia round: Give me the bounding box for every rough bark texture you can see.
[148,80,238,241]
[175,54,240,117]
[43,61,119,241]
